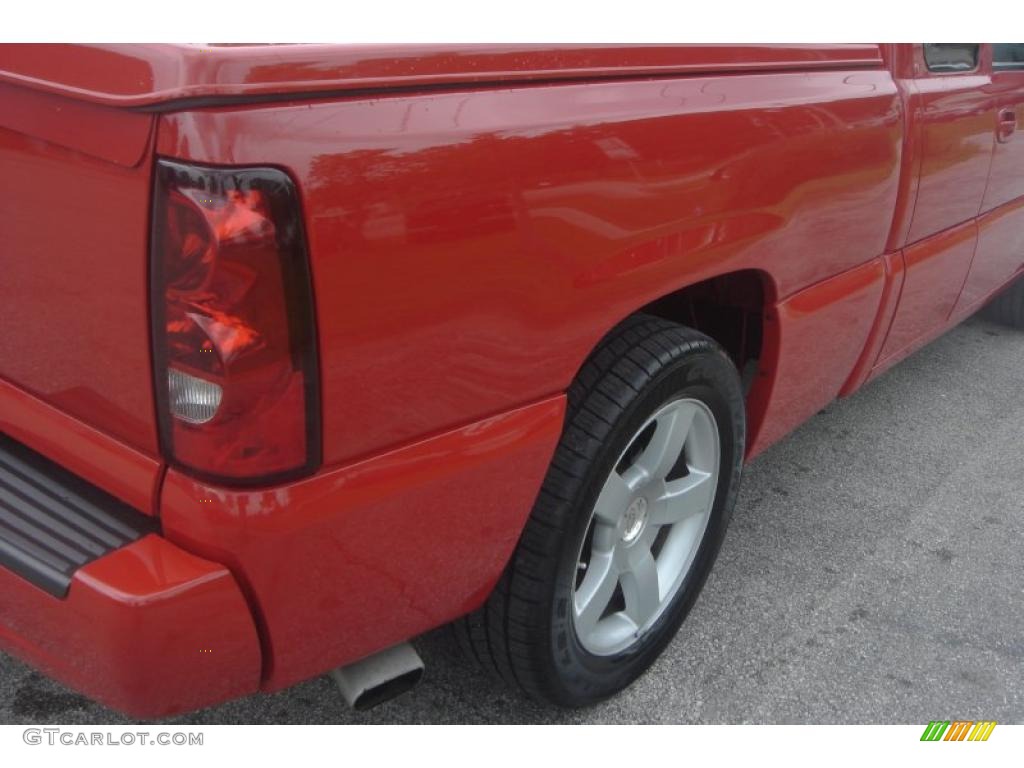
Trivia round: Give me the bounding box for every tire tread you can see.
[983,278,1024,328]
[454,314,735,703]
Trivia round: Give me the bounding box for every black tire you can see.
[454,313,746,706]
[982,277,1024,329]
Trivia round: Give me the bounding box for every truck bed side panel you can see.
[159,69,902,468]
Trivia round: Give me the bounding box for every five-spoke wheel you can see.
[456,315,745,706]
[573,398,720,655]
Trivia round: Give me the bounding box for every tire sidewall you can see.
[547,342,745,704]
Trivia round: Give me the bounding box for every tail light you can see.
[151,160,320,485]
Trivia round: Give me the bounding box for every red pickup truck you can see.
[1,43,1022,718]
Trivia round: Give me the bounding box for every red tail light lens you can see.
[151,160,320,485]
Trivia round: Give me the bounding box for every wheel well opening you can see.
[640,270,769,393]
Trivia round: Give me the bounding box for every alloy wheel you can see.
[572,397,720,656]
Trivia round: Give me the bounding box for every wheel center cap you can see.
[621,497,648,544]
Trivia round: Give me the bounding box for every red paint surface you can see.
[982,66,1024,213]
[157,64,902,466]
[0,376,159,514]
[746,259,885,458]
[0,44,884,107]
[1,43,1024,715]
[160,396,565,689]
[0,84,159,457]
[878,221,978,364]
[958,198,1024,312]
[903,69,996,245]
[962,62,1024,310]
[0,535,261,718]
[839,251,906,397]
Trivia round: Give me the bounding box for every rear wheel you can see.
[455,314,746,706]
[982,277,1024,329]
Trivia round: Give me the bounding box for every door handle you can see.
[998,109,1017,143]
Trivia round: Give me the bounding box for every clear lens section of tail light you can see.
[168,367,223,424]
[151,160,320,485]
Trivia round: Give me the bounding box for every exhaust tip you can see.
[330,642,424,710]
[351,666,424,711]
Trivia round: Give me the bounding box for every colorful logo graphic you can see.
[920,721,996,742]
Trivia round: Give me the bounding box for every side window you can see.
[993,44,1024,70]
[923,44,979,72]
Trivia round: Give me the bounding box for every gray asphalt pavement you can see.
[2,315,1022,724]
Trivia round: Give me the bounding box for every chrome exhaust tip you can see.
[329,642,424,710]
